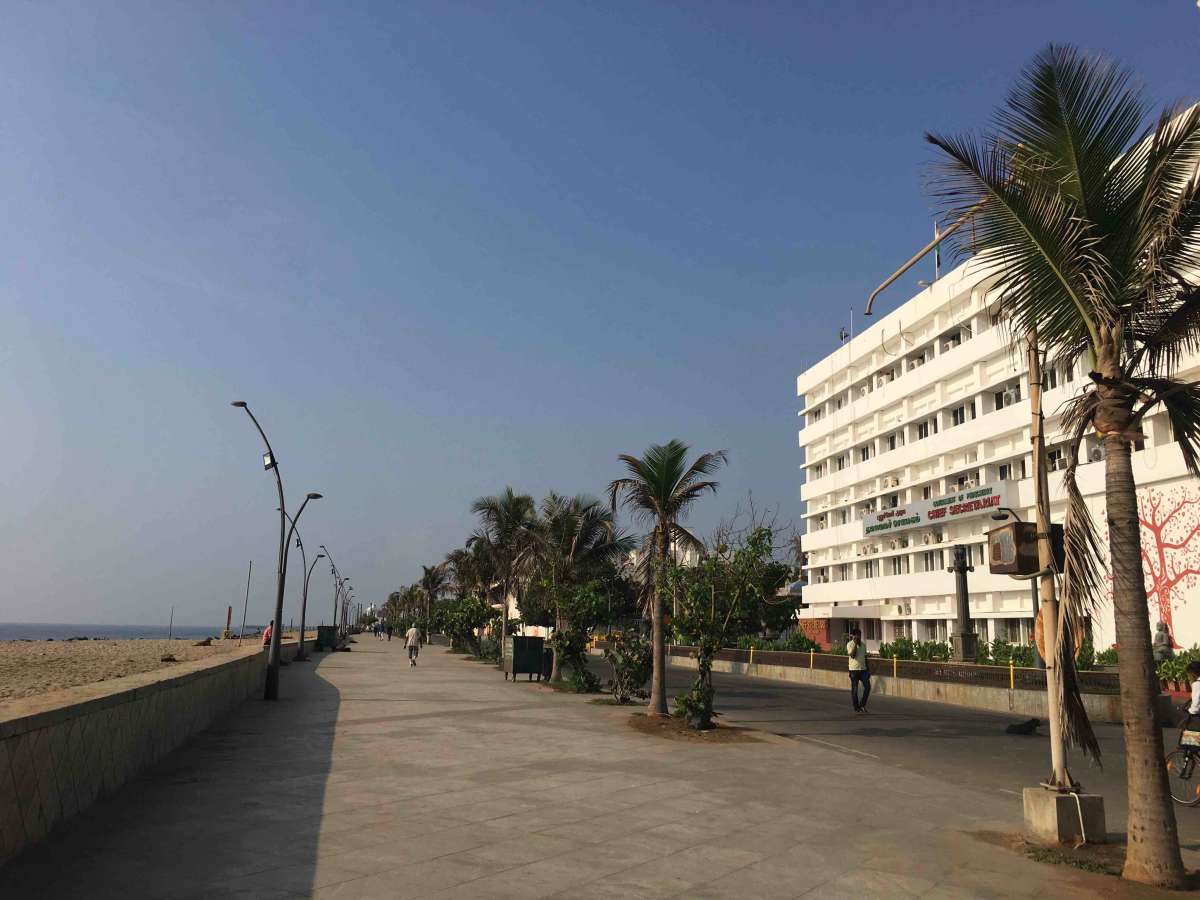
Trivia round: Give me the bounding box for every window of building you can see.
[892,620,912,639]
[951,401,977,427]
[838,564,849,581]
[838,509,849,525]
[998,460,1025,481]
[890,556,909,576]
[922,485,932,499]
[917,420,933,440]
[1064,362,1075,383]
[862,559,878,578]
[859,445,872,463]
[884,493,899,510]
[810,408,822,422]
[835,454,848,471]
[1046,367,1058,390]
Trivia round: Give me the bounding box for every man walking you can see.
[847,627,870,713]
[404,623,421,667]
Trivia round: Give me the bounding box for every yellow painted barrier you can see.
[893,654,898,678]
[809,649,814,669]
[1009,658,1015,690]
[749,647,755,666]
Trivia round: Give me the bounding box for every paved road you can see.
[582,654,1200,853]
[0,642,1189,898]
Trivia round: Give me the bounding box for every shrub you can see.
[603,633,652,704]
[673,678,715,728]
[826,638,848,656]
[1075,639,1095,671]
[1096,647,1118,666]
[880,637,916,660]
[569,665,602,694]
[734,632,821,653]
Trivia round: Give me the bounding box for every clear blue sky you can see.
[1,2,1194,626]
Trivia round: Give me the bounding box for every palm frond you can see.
[993,44,1144,225]
[925,129,1111,353]
[1055,421,1106,765]
[1130,376,1200,476]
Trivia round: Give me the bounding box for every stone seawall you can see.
[0,639,315,868]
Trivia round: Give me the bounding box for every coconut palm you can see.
[609,440,727,715]
[926,44,1200,886]
[471,487,536,667]
[419,563,448,639]
[526,492,634,681]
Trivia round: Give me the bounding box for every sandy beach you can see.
[0,633,308,702]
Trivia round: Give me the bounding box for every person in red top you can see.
[261,620,274,648]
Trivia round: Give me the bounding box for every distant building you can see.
[797,261,1199,653]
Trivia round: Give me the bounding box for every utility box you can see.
[987,522,1064,575]
[504,636,546,681]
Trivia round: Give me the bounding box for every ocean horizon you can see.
[0,622,265,641]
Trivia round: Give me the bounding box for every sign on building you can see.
[862,483,1012,537]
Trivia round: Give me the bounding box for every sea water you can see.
[0,623,251,641]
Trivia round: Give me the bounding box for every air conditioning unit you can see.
[859,387,869,398]
[1003,390,1017,406]
[922,533,932,545]
[876,377,886,388]
[856,548,863,556]
[965,479,978,488]
[935,534,944,543]
[894,605,904,615]
[943,343,953,353]
[889,540,898,550]
[898,538,908,548]
[1089,448,1104,462]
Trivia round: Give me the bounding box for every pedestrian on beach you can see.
[847,628,870,714]
[262,620,273,649]
[405,623,421,666]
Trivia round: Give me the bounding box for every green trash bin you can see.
[315,625,338,652]
[504,636,545,681]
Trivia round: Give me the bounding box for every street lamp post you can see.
[231,400,321,700]
[282,510,324,662]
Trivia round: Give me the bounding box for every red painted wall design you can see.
[1136,487,1200,640]
[798,618,830,649]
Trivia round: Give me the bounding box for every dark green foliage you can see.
[603,633,652,704]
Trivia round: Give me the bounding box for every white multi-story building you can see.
[796,261,1200,654]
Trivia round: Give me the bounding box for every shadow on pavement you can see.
[0,652,342,899]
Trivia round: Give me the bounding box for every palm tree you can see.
[527,492,634,681]
[926,45,1200,887]
[419,563,447,641]
[609,440,727,715]
[471,487,535,667]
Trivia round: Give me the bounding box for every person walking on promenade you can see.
[386,623,393,642]
[261,620,274,649]
[405,623,421,667]
[847,628,870,714]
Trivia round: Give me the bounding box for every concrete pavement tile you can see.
[311,853,495,899]
[458,832,584,866]
[224,855,367,894]
[796,869,936,898]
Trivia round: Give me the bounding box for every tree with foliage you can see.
[668,527,788,728]
[926,44,1200,885]
[433,595,498,656]
[609,440,727,715]
[419,564,448,640]
[470,487,536,668]
[526,492,633,683]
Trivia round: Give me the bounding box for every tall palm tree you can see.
[419,563,448,640]
[609,440,727,715]
[527,492,634,681]
[926,45,1200,887]
[471,487,535,667]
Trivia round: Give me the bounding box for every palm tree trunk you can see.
[647,526,669,716]
[498,576,509,670]
[550,610,563,683]
[1105,434,1185,886]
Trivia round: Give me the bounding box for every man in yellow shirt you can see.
[847,628,870,714]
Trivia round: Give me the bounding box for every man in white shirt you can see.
[847,628,870,714]
[1188,661,1200,718]
[405,625,421,667]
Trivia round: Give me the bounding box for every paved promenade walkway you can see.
[0,640,1183,898]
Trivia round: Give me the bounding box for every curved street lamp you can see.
[282,510,324,662]
[232,400,322,699]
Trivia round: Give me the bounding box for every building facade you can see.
[797,261,1200,654]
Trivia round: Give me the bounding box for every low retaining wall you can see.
[664,653,1123,723]
[590,642,1123,723]
[0,638,314,868]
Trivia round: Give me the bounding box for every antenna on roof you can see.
[838,327,849,343]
